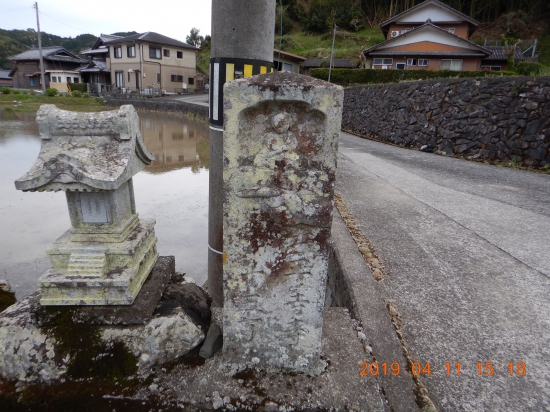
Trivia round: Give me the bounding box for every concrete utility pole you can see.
[208,0,276,307]
[34,2,46,93]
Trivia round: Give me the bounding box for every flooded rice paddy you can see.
[0,108,209,299]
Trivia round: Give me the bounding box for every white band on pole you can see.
[208,244,223,255]
[209,125,224,132]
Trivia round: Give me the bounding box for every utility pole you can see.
[34,2,46,93]
[208,0,276,307]
[328,24,337,83]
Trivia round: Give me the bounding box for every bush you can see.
[69,83,87,93]
[13,90,20,94]
[0,86,11,94]
[511,61,543,76]
[72,90,82,98]
[46,88,58,96]
[309,68,517,85]
[83,92,90,98]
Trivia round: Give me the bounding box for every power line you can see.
[38,10,92,35]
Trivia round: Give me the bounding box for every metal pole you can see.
[328,24,337,83]
[34,2,46,93]
[208,0,276,307]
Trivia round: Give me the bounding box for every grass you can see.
[0,91,106,112]
[279,27,384,60]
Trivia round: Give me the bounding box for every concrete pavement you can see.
[336,132,550,411]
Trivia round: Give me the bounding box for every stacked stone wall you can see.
[342,76,550,166]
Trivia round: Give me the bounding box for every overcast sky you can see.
[0,0,212,43]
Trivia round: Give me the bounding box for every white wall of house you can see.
[47,71,82,84]
[398,4,462,23]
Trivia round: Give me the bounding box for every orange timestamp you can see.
[359,362,526,377]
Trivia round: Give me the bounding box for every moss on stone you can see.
[33,307,138,380]
[0,290,16,313]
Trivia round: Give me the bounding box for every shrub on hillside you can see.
[72,90,82,98]
[0,86,11,94]
[46,88,58,96]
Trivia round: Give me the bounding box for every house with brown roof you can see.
[363,0,494,71]
[273,49,306,73]
[102,32,199,93]
[78,34,123,93]
[8,46,87,89]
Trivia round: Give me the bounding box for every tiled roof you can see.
[364,23,491,57]
[370,51,486,57]
[483,46,524,61]
[381,0,479,28]
[302,58,359,68]
[8,46,87,64]
[78,59,109,73]
[103,31,199,50]
[274,49,306,61]
[0,69,12,80]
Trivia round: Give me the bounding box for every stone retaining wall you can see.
[104,97,209,120]
[342,76,550,167]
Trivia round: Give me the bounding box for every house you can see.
[301,59,360,76]
[273,49,306,73]
[102,32,199,93]
[79,34,122,93]
[7,46,87,89]
[480,46,524,71]
[363,0,493,71]
[0,70,13,87]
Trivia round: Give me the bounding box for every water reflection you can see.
[0,108,209,299]
[140,112,209,174]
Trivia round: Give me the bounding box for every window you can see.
[66,77,72,83]
[114,46,122,58]
[440,59,463,71]
[407,59,417,66]
[30,77,35,86]
[283,63,293,72]
[157,73,161,83]
[73,77,79,83]
[149,46,161,59]
[115,71,124,88]
[177,51,183,59]
[396,63,406,70]
[128,72,131,82]
[418,59,429,66]
[127,45,136,57]
[171,75,183,82]
[163,49,170,57]
[373,58,393,66]
[188,77,194,85]
[401,28,411,34]
[481,66,501,71]
[51,76,57,82]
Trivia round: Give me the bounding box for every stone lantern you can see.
[15,104,158,306]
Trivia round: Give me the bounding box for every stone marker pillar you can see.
[223,72,343,374]
[15,104,158,306]
[209,0,276,307]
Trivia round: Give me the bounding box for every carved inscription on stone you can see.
[223,72,343,374]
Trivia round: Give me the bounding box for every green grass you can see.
[0,91,106,112]
[278,27,385,59]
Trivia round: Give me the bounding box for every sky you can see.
[0,0,212,42]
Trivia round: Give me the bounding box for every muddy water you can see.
[0,108,209,299]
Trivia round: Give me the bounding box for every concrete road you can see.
[164,92,209,107]
[336,132,550,411]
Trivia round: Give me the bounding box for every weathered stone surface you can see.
[0,280,17,313]
[14,105,159,305]
[162,279,212,333]
[341,76,550,167]
[34,256,175,325]
[222,71,343,374]
[0,284,204,383]
[15,104,154,193]
[199,323,223,358]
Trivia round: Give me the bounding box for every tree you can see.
[186,27,204,48]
